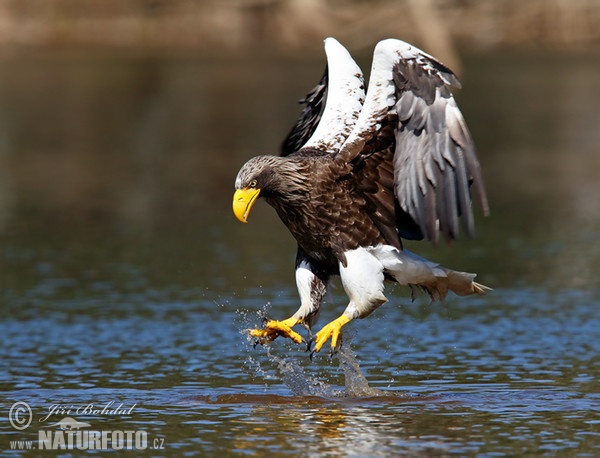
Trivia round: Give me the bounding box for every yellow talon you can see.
[248,317,303,345]
[311,315,351,353]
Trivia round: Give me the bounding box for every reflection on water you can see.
[0,50,599,455]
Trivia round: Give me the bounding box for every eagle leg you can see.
[248,317,304,345]
[310,314,351,355]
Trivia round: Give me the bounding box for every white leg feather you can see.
[310,244,487,354]
[292,260,327,328]
[339,248,388,319]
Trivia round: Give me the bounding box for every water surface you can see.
[0,49,599,456]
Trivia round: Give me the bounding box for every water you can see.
[0,49,599,456]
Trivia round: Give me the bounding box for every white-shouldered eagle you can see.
[233,38,490,355]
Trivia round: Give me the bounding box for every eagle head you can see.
[233,155,307,223]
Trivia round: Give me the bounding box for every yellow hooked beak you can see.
[232,188,261,223]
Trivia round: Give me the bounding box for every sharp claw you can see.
[308,338,317,360]
[309,315,350,356]
[331,334,342,357]
[247,318,303,346]
[305,339,314,353]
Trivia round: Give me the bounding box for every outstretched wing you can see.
[339,39,489,243]
[281,38,365,157]
[280,68,327,156]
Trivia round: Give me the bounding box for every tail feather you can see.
[472,281,493,295]
[445,270,491,297]
[410,269,490,301]
[370,246,491,301]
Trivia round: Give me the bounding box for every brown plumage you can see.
[233,38,489,355]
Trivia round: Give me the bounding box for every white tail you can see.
[368,245,491,301]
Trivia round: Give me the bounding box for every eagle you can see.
[233,38,489,355]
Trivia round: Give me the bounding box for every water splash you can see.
[262,342,387,398]
[238,308,388,398]
[337,344,386,397]
[268,351,341,397]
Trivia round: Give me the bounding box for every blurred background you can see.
[0,0,599,293]
[0,0,598,52]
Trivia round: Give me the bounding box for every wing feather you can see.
[281,38,365,156]
[339,38,488,243]
[280,70,327,156]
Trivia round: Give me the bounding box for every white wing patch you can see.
[339,39,456,156]
[303,38,365,153]
[338,40,400,155]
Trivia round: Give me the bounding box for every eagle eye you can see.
[249,179,258,189]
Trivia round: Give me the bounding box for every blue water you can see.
[1,50,599,456]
